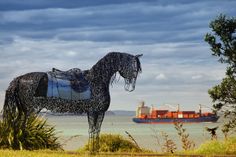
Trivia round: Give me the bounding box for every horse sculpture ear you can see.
[135,54,143,58]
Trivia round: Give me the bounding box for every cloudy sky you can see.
[0,0,235,111]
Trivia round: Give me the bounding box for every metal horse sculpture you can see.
[3,52,142,152]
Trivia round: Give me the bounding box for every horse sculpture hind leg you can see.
[87,111,105,153]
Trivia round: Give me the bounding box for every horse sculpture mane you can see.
[3,52,142,152]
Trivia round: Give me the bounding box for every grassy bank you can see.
[0,150,174,157]
[0,149,235,157]
[0,132,235,156]
[0,137,235,156]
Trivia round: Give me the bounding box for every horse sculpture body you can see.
[3,52,142,152]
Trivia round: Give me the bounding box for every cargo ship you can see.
[132,102,219,123]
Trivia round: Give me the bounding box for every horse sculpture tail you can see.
[3,77,22,121]
[3,77,27,150]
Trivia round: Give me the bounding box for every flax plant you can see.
[0,112,62,150]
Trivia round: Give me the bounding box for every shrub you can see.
[195,140,226,155]
[0,112,62,150]
[174,121,195,151]
[161,131,177,153]
[224,136,236,154]
[150,127,176,153]
[79,134,141,153]
[195,137,236,155]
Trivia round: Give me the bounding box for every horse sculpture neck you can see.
[88,52,123,84]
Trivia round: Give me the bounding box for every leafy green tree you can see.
[205,14,236,71]
[205,14,236,136]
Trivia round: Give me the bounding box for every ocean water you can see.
[45,115,224,151]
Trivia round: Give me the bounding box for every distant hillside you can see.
[105,111,116,116]
[111,110,135,116]
[40,110,116,116]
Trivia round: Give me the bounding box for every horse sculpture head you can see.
[118,53,142,92]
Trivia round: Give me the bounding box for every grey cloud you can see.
[0,0,158,11]
[0,0,235,48]
[0,37,14,45]
[1,1,234,32]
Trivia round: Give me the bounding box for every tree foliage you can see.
[205,14,236,70]
[205,14,236,135]
[208,76,236,111]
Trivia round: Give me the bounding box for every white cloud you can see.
[66,51,77,57]
[155,73,166,80]
[192,75,202,80]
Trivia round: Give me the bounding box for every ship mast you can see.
[177,104,180,113]
[199,104,202,117]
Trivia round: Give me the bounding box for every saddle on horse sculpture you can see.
[47,68,91,100]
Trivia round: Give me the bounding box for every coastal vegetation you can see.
[0,135,235,156]
[1,111,235,156]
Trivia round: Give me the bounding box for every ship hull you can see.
[132,116,219,124]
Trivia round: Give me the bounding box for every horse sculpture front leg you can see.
[87,111,105,153]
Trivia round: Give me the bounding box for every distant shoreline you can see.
[38,110,136,117]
